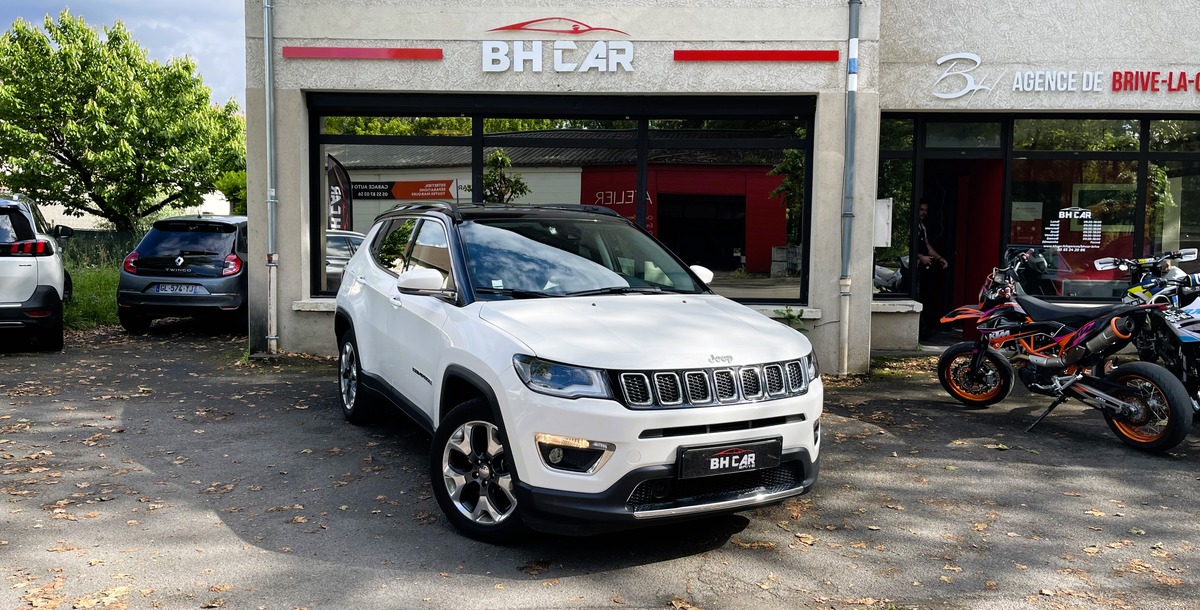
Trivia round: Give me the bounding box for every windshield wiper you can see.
[178,250,219,256]
[473,287,560,299]
[564,286,662,297]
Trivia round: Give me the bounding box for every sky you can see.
[1,1,246,108]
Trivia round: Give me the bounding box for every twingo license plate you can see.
[154,283,199,294]
[677,437,782,479]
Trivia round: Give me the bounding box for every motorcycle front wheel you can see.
[1102,361,1193,453]
[937,341,1015,407]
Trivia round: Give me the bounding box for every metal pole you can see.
[838,0,862,375]
[264,0,279,355]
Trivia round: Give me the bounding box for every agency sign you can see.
[932,52,1200,102]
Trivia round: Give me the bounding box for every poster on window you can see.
[326,154,353,231]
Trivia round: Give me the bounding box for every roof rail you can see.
[388,200,462,222]
[537,204,623,218]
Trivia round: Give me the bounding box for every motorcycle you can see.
[937,260,1194,453]
[1094,248,1200,307]
[1094,249,1200,408]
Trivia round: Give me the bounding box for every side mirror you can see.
[1092,257,1119,271]
[53,225,74,239]
[396,267,446,292]
[690,265,714,284]
[1178,248,1198,262]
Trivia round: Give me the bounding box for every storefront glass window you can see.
[317,143,471,293]
[880,119,914,151]
[1151,120,1200,152]
[483,118,637,138]
[1013,119,1140,152]
[873,159,914,298]
[1008,159,1138,298]
[649,119,807,139]
[321,116,472,136]
[1145,161,1200,272]
[925,122,1000,148]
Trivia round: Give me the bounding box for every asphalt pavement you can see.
[2,323,1199,610]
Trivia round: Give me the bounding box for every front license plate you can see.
[155,283,198,294]
[677,437,782,479]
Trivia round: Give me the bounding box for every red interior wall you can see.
[954,160,1004,307]
[581,166,785,273]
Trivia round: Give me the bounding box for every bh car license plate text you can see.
[677,437,781,479]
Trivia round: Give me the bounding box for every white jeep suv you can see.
[1,198,73,351]
[334,203,821,541]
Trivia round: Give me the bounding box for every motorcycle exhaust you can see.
[1027,316,1134,368]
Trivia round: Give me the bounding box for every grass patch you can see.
[61,230,140,330]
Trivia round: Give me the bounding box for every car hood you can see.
[477,294,811,369]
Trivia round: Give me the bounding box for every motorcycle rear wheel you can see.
[937,342,1015,407]
[1102,361,1193,453]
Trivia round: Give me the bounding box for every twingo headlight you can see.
[513,355,612,399]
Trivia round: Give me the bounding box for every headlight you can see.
[801,351,819,381]
[513,355,612,399]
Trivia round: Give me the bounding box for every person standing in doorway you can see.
[917,199,949,340]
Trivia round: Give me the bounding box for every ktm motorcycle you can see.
[937,252,1193,453]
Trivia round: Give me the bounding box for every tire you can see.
[337,328,381,424]
[118,309,151,334]
[37,297,64,352]
[1102,361,1193,453]
[937,341,1015,407]
[430,398,526,543]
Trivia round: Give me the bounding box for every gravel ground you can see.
[2,324,1199,610]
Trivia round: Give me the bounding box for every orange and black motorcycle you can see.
[936,249,1194,453]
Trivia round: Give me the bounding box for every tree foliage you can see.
[214,170,247,216]
[0,11,246,232]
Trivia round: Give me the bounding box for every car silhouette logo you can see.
[489,17,628,36]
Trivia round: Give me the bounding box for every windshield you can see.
[460,216,703,299]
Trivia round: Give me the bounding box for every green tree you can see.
[0,11,246,232]
[214,170,247,215]
[465,149,530,203]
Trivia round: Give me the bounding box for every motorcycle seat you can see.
[1015,295,1126,326]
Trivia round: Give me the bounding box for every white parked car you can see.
[0,198,73,351]
[334,202,822,541]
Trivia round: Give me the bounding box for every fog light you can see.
[535,433,614,474]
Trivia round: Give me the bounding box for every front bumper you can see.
[493,369,823,533]
[514,447,818,535]
[0,285,61,332]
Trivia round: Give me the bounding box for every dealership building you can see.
[244,0,1200,373]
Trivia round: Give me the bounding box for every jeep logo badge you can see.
[708,354,733,364]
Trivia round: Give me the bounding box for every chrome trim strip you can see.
[631,485,808,519]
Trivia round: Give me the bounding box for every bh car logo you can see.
[483,17,634,73]
[1059,206,1093,219]
[710,448,756,471]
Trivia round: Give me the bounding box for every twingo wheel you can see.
[1102,361,1193,453]
[431,398,526,543]
[936,341,1014,407]
[337,328,381,424]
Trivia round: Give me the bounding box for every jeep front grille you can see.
[615,358,811,409]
